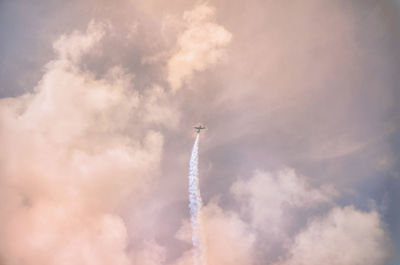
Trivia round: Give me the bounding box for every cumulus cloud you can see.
[1,207,130,265]
[228,169,395,264]
[140,85,180,128]
[275,206,393,265]
[0,20,171,265]
[53,20,107,64]
[130,240,166,265]
[175,200,255,265]
[0,1,397,265]
[172,168,393,265]
[167,3,232,91]
[231,168,337,235]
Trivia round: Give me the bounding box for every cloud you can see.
[53,20,107,64]
[167,3,232,91]
[0,1,398,265]
[130,240,166,265]
[231,168,337,235]
[276,206,393,265]
[175,200,255,265]
[171,166,393,265]
[0,20,169,265]
[1,206,130,265]
[140,84,180,128]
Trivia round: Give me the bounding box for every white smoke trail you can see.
[188,133,205,265]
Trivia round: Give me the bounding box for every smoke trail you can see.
[188,133,205,265]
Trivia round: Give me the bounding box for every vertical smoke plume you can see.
[188,133,206,265]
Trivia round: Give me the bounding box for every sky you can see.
[0,0,399,265]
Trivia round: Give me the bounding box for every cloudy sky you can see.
[0,0,399,264]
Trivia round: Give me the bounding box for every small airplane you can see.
[194,125,206,133]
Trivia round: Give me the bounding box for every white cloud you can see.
[231,168,337,236]
[276,206,393,265]
[0,20,170,265]
[53,20,107,64]
[175,200,255,265]
[130,240,166,265]
[167,3,232,91]
[141,85,180,128]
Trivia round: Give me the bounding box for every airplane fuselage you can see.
[194,126,206,133]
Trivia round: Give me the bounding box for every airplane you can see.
[194,125,206,133]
